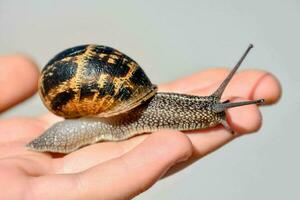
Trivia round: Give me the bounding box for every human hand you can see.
[0,55,281,199]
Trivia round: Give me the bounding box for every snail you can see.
[26,44,264,153]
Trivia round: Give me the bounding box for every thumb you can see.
[32,130,193,200]
[79,130,193,199]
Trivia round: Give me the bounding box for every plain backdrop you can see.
[0,1,298,199]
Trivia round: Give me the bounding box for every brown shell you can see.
[39,44,157,118]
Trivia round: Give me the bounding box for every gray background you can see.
[0,0,298,199]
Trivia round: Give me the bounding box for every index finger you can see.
[159,68,281,105]
[0,55,39,113]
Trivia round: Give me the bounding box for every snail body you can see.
[27,44,264,153]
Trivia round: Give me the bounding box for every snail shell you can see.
[39,44,157,118]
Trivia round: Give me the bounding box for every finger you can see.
[159,69,281,105]
[0,117,45,144]
[55,134,148,173]
[159,68,229,93]
[29,131,193,200]
[188,97,262,152]
[164,96,262,176]
[0,117,47,158]
[221,70,281,105]
[0,55,39,112]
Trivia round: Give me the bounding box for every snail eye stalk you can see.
[212,44,254,99]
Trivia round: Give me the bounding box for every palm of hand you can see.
[0,55,281,199]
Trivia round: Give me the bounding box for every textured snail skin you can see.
[26,44,264,153]
[26,93,224,153]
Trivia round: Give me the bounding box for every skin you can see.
[0,55,281,200]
